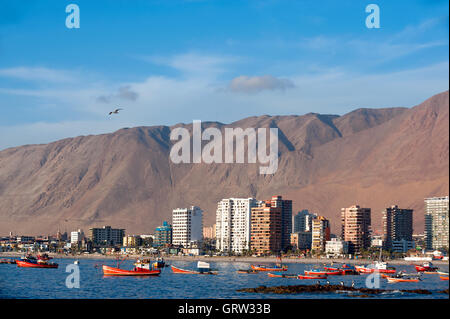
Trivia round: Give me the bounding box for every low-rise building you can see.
[325,238,348,258]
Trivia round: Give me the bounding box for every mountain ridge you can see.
[0,91,448,236]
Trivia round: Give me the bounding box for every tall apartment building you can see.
[341,205,371,254]
[311,216,330,252]
[215,198,257,254]
[424,196,449,250]
[270,196,292,250]
[89,226,125,246]
[382,205,413,250]
[293,210,317,233]
[172,206,203,248]
[154,221,172,247]
[250,201,282,255]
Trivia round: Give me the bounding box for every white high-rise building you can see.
[216,198,258,254]
[425,196,449,250]
[172,206,203,248]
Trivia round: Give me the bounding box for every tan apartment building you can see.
[311,216,330,252]
[250,201,282,255]
[341,205,371,254]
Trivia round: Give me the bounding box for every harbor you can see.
[0,256,448,299]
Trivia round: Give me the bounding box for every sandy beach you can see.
[1,251,448,266]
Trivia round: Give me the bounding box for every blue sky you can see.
[0,0,448,150]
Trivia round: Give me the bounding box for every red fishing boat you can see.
[298,275,327,280]
[414,262,438,273]
[304,269,341,276]
[440,276,449,281]
[102,265,161,276]
[16,254,58,268]
[324,264,358,275]
[355,261,396,274]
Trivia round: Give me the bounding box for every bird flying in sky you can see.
[109,108,123,115]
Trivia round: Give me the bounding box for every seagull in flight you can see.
[109,108,123,115]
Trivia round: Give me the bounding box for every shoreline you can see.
[1,252,448,266]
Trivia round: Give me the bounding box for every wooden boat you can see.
[439,276,449,281]
[237,269,259,274]
[267,272,297,278]
[251,265,288,272]
[16,260,58,268]
[304,269,341,276]
[298,275,327,280]
[386,276,420,283]
[171,265,218,275]
[102,265,161,276]
[355,261,396,274]
[324,264,358,275]
[0,259,16,264]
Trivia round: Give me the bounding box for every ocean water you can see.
[0,258,448,299]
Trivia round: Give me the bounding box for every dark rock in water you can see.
[236,284,433,295]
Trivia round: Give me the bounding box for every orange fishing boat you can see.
[102,265,161,276]
[251,265,288,272]
[386,276,420,283]
[440,276,449,281]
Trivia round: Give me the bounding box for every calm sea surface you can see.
[0,258,448,299]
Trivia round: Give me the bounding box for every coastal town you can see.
[1,195,448,263]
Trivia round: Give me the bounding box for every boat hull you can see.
[16,260,58,268]
[298,275,327,280]
[267,272,297,278]
[102,265,161,276]
[250,265,288,272]
[440,276,449,281]
[355,266,396,274]
[415,265,438,273]
[386,277,420,283]
[304,270,341,276]
[171,265,217,275]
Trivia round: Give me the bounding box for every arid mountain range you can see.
[0,91,448,236]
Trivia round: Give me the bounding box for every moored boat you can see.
[304,269,341,276]
[250,265,288,272]
[0,258,16,264]
[16,259,58,268]
[355,261,396,274]
[439,276,449,281]
[386,276,420,283]
[298,275,327,280]
[171,262,218,275]
[414,262,438,273]
[102,264,161,276]
[324,264,358,275]
[267,272,297,278]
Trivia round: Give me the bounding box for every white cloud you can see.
[228,75,295,93]
[0,67,76,83]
